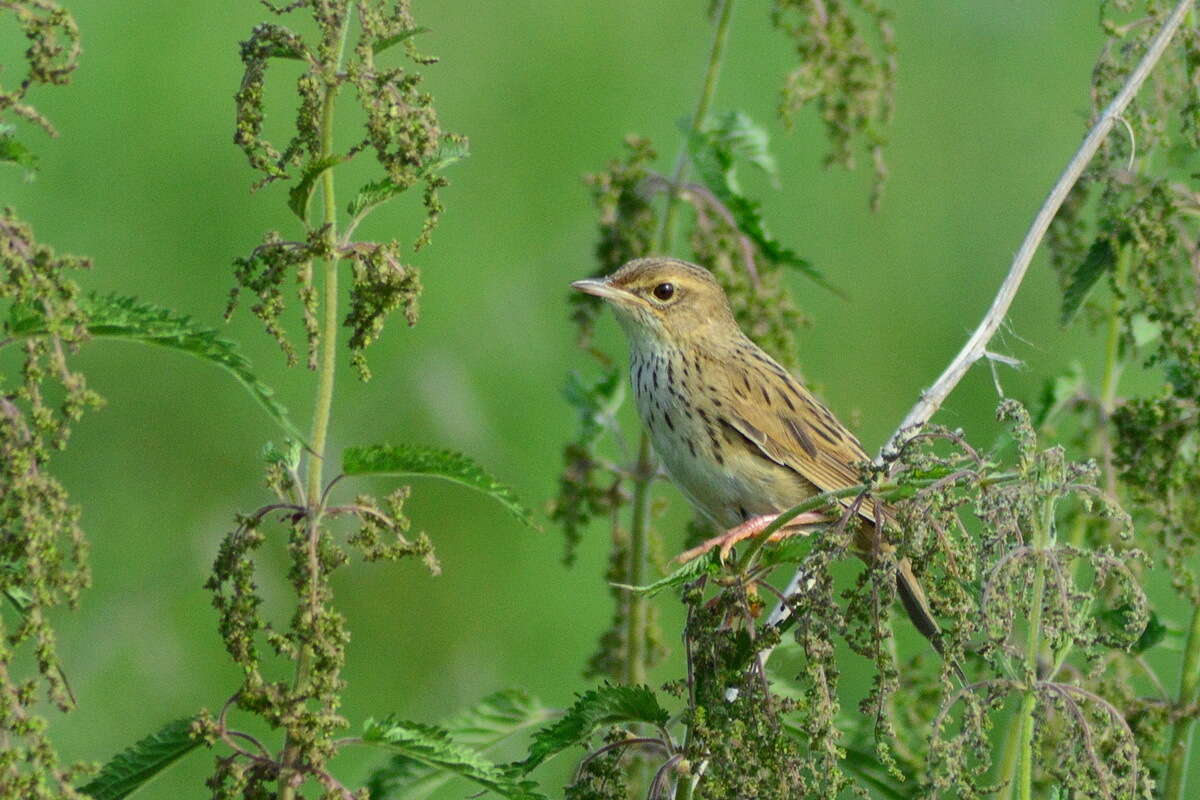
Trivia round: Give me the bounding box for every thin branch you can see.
[878,0,1195,465]
[648,754,684,800]
[761,0,1196,670]
[574,738,671,780]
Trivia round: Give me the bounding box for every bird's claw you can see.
[675,511,829,564]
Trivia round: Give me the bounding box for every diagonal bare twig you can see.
[878,0,1195,465]
[765,0,1196,655]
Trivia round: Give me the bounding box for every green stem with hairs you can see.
[279,26,347,800]
[628,5,736,798]
[997,719,1023,800]
[625,433,653,688]
[1098,242,1131,498]
[657,0,736,252]
[1163,602,1200,800]
[1012,496,1056,800]
[627,0,737,691]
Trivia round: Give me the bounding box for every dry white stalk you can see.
[766,0,1196,635]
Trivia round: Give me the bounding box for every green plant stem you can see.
[657,0,735,252]
[1013,496,1055,800]
[305,128,342,505]
[626,0,737,693]
[630,6,736,798]
[625,433,653,688]
[1163,602,1200,800]
[997,718,1023,800]
[280,46,344,800]
[1098,242,1130,499]
[1098,249,1127,415]
[880,0,1195,461]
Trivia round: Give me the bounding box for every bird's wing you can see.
[707,345,877,520]
[707,343,950,658]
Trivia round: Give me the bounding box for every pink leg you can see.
[676,511,830,564]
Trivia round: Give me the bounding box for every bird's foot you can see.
[676,511,830,564]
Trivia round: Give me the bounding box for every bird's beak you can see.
[570,278,636,305]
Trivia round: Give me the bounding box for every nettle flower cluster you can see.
[201,2,465,797]
[227,0,464,380]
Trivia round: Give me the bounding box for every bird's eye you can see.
[652,282,675,301]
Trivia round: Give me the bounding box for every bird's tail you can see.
[895,557,942,648]
[895,556,964,680]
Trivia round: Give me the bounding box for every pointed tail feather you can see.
[895,557,964,681]
[896,557,941,646]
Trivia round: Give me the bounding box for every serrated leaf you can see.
[362,718,548,800]
[613,550,717,597]
[262,438,302,471]
[687,119,836,294]
[517,684,670,773]
[6,293,304,441]
[343,443,537,529]
[79,717,200,800]
[3,586,32,612]
[347,138,469,218]
[563,368,623,447]
[288,154,345,220]
[373,26,430,55]
[0,134,38,174]
[367,690,554,800]
[1060,233,1127,326]
[690,110,780,184]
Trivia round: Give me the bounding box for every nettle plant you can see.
[2,1,1200,800]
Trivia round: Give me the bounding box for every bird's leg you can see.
[676,511,831,564]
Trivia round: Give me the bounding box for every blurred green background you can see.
[2,0,1194,796]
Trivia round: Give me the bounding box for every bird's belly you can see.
[635,382,806,529]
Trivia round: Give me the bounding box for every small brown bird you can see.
[572,257,943,649]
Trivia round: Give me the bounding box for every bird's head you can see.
[571,257,737,348]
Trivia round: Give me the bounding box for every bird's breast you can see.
[629,345,809,529]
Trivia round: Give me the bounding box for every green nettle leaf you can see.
[362,718,548,800]
[78,717,200,800]
[1099,605,1167,654]
[1060,233,1126,325]
[5,293,304,441]
[517,684,671,773]
[342,443,537,529]
[613,550,718,597]
[0,133,38,174]
[563,368,624,447]
[687,113,836,293]
[346,138,470,218]
[2,586,32,613]
[288,154,346,220]
[1135,611,1168,653]
[367,690,554,800]
[689,110,780,184]
[262,438,303,471]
